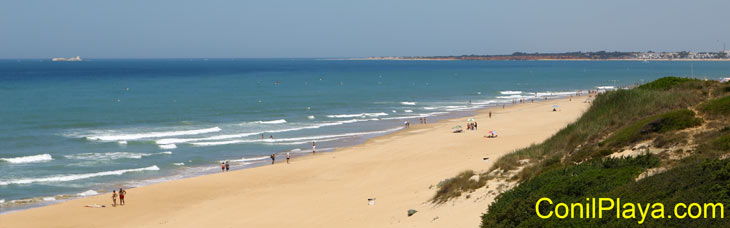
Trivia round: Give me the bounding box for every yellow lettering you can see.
[704,203,723,219]
[675,203,687,219]
[536,198,553,219]
[598,198,614,218]
[555,203,569,219]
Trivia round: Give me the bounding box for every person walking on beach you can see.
[286,152,291,164]
[312,141,316,153]
[112,190,117,207]
[221,162,225,172]
[225,161,230,172]
[270,153,276,165]
[119,188,126,206]
[489,111,492,118]
[474,122,478,130]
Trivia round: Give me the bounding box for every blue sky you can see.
[1,0,728,58]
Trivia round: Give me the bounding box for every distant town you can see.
[362,50,730,61]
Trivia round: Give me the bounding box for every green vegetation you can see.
[482,155,659,227]
[701,95,730,117]
[474,77,730,227]
[490,80,710,180]
[637,77,700,90]
[601,109,702,149]
[431,170,487,204]
[482,156,730,227]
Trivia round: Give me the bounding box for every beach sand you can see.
[0,96,589,228]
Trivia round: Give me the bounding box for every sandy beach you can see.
[0,96,589,228]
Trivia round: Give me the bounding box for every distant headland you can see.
[355,51,730,61]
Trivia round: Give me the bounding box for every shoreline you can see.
[0,95,590,227]
[0,91,585,213]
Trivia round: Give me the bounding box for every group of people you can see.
[419,117,427,124]
[221,161,230,172]
[269,142,315,165]
[111,188,126,207]
[467,122,478,131]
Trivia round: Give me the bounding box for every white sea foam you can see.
[118,141,128,145]
[159,144,177,149]
[173,162,185,166]
[254,119,287,124]
[423,107,437,110]
[191,127,402,146]
[496,94,526,99]
[276,137,346,145]
[43,197,56,201]
[0,199,5,204]
[84,127,221,141]
[400,102,417,105]
[380,112,449,120]
[500,91,523,95]
[307,115,315,119]
[0,166,159,186]
[596,86,616,90]
[229,156,270,163]
[404,110,413,113]
[64,151,171,161]
[65,152,149,160]
[291,148,301,152]
[1,154,53,164]
[156,119,370,145]
[77,190,99,196]
[326,112,388,118]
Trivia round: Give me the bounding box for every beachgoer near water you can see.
[261,134,264,139]
[270,135,274,139]
[474,122,478,130]
[423,117,427,124]
[225,161,230,171]
[286,152,291,164]
[112,190,117,206]
[312,141,316,153]
[221,162,225,172]
[489,111,492,118]
[270,153,276,164]
[119,188,126,206]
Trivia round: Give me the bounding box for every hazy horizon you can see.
[1,0,728,58]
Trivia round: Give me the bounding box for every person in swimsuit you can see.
[312,141,316,153]
[221,162,225,172]
[286,152,291,164]
[270,153,276,165]
[119,188,126,206]
[112,190,117,206]
[225,161,230,172]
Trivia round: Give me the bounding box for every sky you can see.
[1,0,729,58]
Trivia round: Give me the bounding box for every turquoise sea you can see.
[1,59,728,212]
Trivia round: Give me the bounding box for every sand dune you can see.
[0,97,589,228]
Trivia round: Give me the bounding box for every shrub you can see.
[431,170,486,204]
[637,76,700,90]
[701,95,730,117]
[601,109,702,149]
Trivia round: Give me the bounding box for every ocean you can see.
[1,59,728,212]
